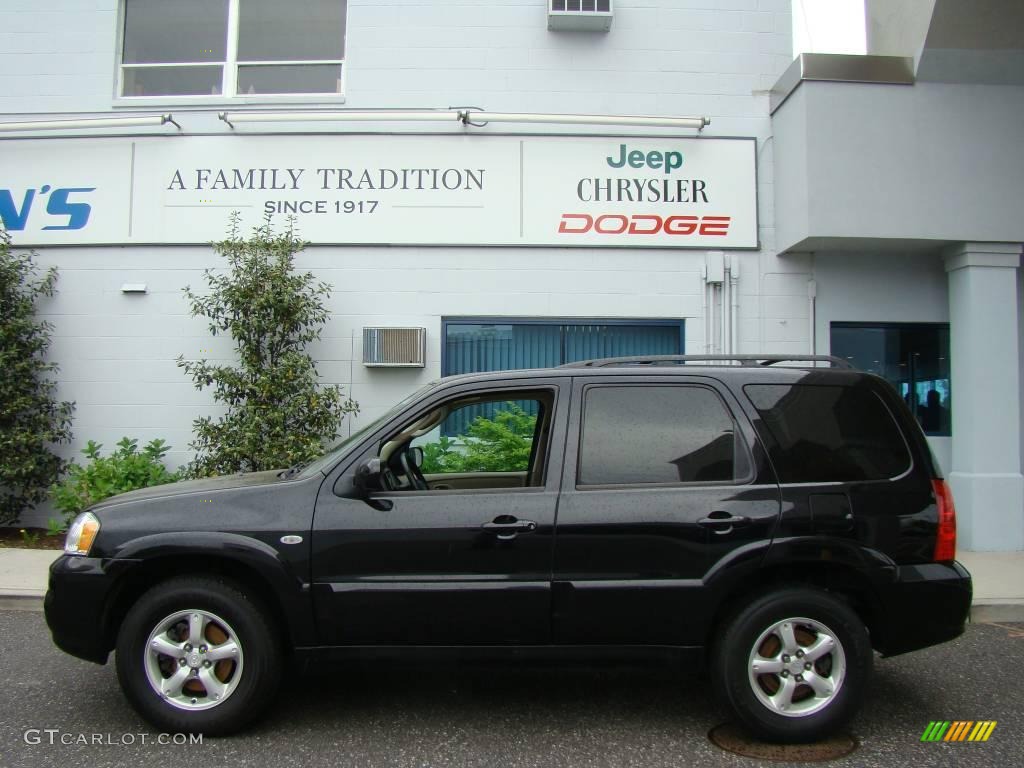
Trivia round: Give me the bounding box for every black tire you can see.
[712,587,872,743]
[115,576,282,735]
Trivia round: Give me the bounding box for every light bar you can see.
[459,112,709,131]
[0,114,178,133]
[219,110,462,127]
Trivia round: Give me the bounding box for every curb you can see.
[971,600,1024,624]
[0,591,45,612]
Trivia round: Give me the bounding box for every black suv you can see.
[46,355,971,742]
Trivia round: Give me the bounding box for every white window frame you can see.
[113,0,348,107]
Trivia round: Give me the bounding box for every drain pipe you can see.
[807,279,817,354]
[730,257,740,354]
[701,266,710,353]
[705,252,725,355]
[720,264,728,355]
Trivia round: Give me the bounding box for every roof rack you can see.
[559,354,855,369]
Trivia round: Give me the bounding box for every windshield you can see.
[297,380,441,478]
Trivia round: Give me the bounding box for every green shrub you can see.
[50,437,181,521]
[177,213,357,477]
[421,404,536,473]
[0,227,75,525]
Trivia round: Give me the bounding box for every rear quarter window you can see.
[744,383,911,483]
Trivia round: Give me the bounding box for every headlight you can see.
[64,512,100,556]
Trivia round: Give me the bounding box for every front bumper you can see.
[44,554,136,665]
[874,560,972,657]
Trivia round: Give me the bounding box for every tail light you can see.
[931,478,957,562]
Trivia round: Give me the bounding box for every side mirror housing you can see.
[353,457,385,494]
[351,457,393,510]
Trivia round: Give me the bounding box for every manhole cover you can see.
[708,723,858,762]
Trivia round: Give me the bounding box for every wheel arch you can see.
[706,559,888,654]
[101,539,314,656]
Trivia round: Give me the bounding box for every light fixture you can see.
[458,111,709,131]
[0,114,179,133]
[216,109,709,132]
[120,283,148,294]
[219,110,462,128]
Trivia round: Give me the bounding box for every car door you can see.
[311,377,569,646]
[552,374,782,646]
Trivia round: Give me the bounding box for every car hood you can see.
[88,469,288,511]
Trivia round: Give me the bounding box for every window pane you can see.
[745,384,911,483]
[123,0,227,64]
[122,66,224,97]
[831,323,951,436]
[415,400,541,475]
[237,64,342,94]
[562,323,681,364]
[238,0,347,61]
[442,321,683,377]
[580,386,736,485]
[445,324,562,375]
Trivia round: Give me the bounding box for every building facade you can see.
[1,0,1022,552]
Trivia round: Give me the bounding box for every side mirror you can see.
[352,457,393,511]
[353,457,385,493]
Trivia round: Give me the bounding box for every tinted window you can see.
[745,384,910,483]
[123,0,228,64]
[120,0,347,98]
[238,0,347,61]
[579,386,737,486]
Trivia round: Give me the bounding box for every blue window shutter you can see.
[442,318,684,436]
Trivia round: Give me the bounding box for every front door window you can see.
[380,391,554,492]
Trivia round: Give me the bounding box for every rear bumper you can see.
[874,560,972,657]
[44,555,135,665]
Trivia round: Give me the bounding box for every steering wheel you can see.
[399,447,429,491]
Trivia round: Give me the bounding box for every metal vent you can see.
[363,327,426,367]
[548,0,613,32]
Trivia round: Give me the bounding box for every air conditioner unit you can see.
[548,0,613,32]
[362,327,426,368]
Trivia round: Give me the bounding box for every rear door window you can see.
[578,385,744,486]
[744,384,911,483]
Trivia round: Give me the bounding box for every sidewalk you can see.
[957,551,1024,622]
[1,547,1022,621]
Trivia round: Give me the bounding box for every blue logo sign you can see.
[0,185,95,231]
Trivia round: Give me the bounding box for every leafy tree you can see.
[421,403,536,473]
[0,228,74,525]
[50,438,180,523]
[178,214,357,476]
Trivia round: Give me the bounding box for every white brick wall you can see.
[1,1,817,526]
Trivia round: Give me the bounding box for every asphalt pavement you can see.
[0,611,1020,768]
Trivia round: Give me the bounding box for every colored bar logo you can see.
[921,721,997,742]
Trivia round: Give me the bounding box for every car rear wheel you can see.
[713,587,872,743]
[115,576,282,735]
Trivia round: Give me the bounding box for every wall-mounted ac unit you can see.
[548,0,613,32]
[363,327,426,367]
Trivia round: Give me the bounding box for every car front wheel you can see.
[713,587,872,743]
[115,576,282,735]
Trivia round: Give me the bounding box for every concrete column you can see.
[944,243,1024,551]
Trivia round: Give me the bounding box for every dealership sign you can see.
[0,134,756,248]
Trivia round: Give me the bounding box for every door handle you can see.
[481,518,537,540]
[698,511,750,534]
